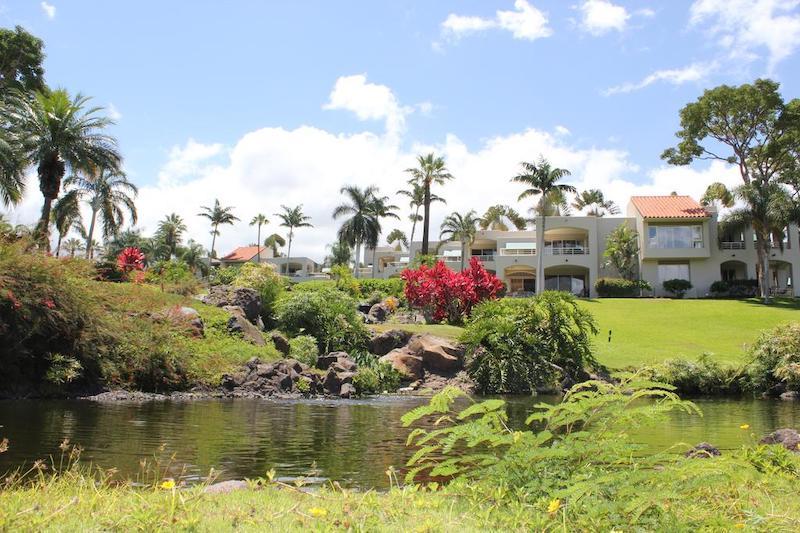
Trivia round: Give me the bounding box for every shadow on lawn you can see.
[733,297,800,310]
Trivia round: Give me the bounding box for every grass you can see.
[369,322,465,340]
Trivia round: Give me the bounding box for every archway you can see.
[769,260,794,296]
[544,265,590,297]
[504,266,536,295]
[720,260,748,281]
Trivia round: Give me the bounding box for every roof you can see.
[220,246,263,262]
[630,195,709,220]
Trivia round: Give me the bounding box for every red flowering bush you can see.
[402,257,504,324]
[117,247,145,278]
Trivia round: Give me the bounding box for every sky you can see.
[2,0,800,261]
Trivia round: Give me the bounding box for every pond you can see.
[1,396,799,490]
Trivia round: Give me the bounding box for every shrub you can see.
[288,335,319,366]
[662,278,692,298]
[209,266,240,286]
[146,260,199,296]
[595,277,651,297]
[292,280,336,292]
[232,262,286,326]
[402,258,503,324]
[365,290,384,306]
[641,353,743,395]
[357,278,405,299]
[461,292,598,394]
[351,353,403,394]
[709,279,758,298]
[275,287,369,354]
[94,259,125,282]
[746,322,800,395]
[330,264,361,297]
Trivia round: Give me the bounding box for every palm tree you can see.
[405,153,453,255]
[701,182,735,209]
[181,239,208,275]
[64,167,138,259]
[572,189,620,216]
[397,181,445,248]
[512,156,575,294]
[264,233,286,257]
[480,204,527,231]
[63,237,84,257]
[249,213,269,263]
[386,229,408,250]
[0,128,25,207]
[325,240,351,267]
[2,90,122,249]
[51,190,84,257]
[367,192,400,276]
[332,185,380,277]
[274,205,313,274]
[529,188,572,217]
[140,236,169,265]
[198,199,239,259]
[156,213,187,259]
[439,211,479,272]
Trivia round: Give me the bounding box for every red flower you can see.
[42,298,56,309]
[117,247,146,274]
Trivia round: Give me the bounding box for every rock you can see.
[202,285,262,325]
[760,428,800,452]
[317,352,355,371]
[224,306,266,346]
[323,367,343,394]
[407,335,463,372]
[340,383,355,399]
[780,391,800,401]
[684,442,721,459]
[367,303,389,323]
[368,330,413,356]
[275,373,294,391]
[357,303,373,314]
[203,480,249,494]
[380,349,423,380]
[270,332,291,356]
[178,306,204,337]
[245,357,261,370]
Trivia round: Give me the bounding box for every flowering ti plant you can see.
[402,257,504,324]
[116,247,145,277]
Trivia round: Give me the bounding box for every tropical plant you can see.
[1,89,122,249]
[333,185,379,277]
[249,213,269,263]
[198,199,239,259]
[0,128,25,207]
[156,213,186,259]
[0,26,46,96]
[439,210,479,271]
[64,167,138,259]
[51,190,83,257]
[603,223,640,280]
[264,233,285,257]
[325,239,351,267]
[571,189,620,216]
[232,262,286,325]
[662,278,693,298]
[386,229,408,250]
[511,156,575,294]
[116,247,145,277]
[180,239,207,275]
[397,181,445,248]
[700,182,735,209]
[595,277,651,297]
[746,322,800,395]
[274,204,312,274]
[63,237,84,257]
[366,191,399,274]
[139,236,169,264]
[288,335,319,366]
[479,204,527,231]
[404,153,453,255]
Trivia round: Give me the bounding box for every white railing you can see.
[471,254,495,261]
[499,248,536,256]
[385,261,409,267]
[436,255,461,262]
[544,246,588,255]
[720,241,745,250]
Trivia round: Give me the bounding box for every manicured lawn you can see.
[579,298,800,368]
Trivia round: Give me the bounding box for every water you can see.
[1,396,799,489]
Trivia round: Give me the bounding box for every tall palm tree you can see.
[512,156,575,294]
[249,213,269,263]
[367,192,400,276]
[480,204,527,231]
[439,211,479,272]
[405,153,453,255]
[274,204,313,274]
[332,185,380,277]
[397,181,445,248]
[140,236,169,265]
[264,233,286,257]
[181,239,208,275]
[64,167,138,259]
[701,182,735,209]
[2,90,122,249]
[386,229,408,250]
[63,237,84,257]
[156,213,187,259]
[51,189,84,257]
[0,128,25,207]
[198,199,239,259]
[572,189,620,217]
[528,188,571,217]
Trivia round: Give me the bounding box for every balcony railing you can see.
[499,248,536,256]
[720,241,745,250]
[470,254,495,261]
[436,256,462,263]
[544,246,588,255]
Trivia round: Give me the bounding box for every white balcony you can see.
[543,246,589,255]
[436,255,462,263]
[720,241,745,250]
[471,254,495,261]
[499,248,536,256]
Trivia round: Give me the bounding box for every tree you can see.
[386,229,408,250]
[156,213,187,259]
[2,90,121,249]
[333,185,379,277]
[0,128,25,206]
[527,188,571,218]
[603,224,640,280]
[274,205,312,274]
[479,204,527,231]
[198,199,239,259]
[0,26,46,96]
[140,236,169,265]
[439,210,479,272]
[572,189,620,216]
[700,182,735,209]
[325,240,351,267]
[397,181,445,248]
[662,79,800,302]
[64,167,137,259]
[405,153,453,255]
[511,156,575,294]
[367,192,399,275]
[249,213,269,263]
[181,239,208,275]
[63,237,84,257]
[264,233,286,257]
[50,189,83,257]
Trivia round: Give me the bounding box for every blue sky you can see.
[3,1,800,260]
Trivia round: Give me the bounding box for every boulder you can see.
[780,391,800,401]
[203,480,249,494]
[357,303,373,314]
[323,367,343,394]
[316,351,355,371]
[368,329,412,356]
[760,428,800,452]
[407,335,463,372]
[367,303,389,323]
[224,306,266,346]
[177,306,204,337]
[270,332,291,356]
[202,285,262,325]
[340,383,355,399]
[684,442,721,459]
[380,349,423,380]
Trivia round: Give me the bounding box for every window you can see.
[648,225,703,249]
[658,262,689,282]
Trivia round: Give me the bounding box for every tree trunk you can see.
[256,224,262,263]
[756,233,771,303]
[55,232,63,257]
[409,206,420,248]
[85,209,98,259]
[286,230,293,275]
[372,246,378,277]
[210,224,218,260]
[460,240,466,272]
[353,241,361,278]
[536,199,546,294]
[421,182,431,255]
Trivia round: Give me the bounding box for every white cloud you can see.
[157,139,225,186]
[324,74,411,138]
[554,125,571,136]
[579,0,630,35]
[107,103,122,121]
[603,62,713,95]
[441,0,552,42]
[690,0,800,71]
[40,1,55,19]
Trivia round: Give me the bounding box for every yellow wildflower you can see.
[309,507,328,518]
[160,479,176,490]
[740,424,750,430]
[734,523,745,529]
[547,499,561,514]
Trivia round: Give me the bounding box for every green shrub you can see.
[595,277,650,297]
[641,353,743,395]
[275,287,369,354]
[709,279,758,298]
[288,334,319,366]
[209,266,240,286]
[662,278,692,298]
[146,259,199,296]
[461,292,598,394]
[330,264,361,297]
[351,353,403,394]
[357,278,405,299]
[292,280,336,292]
[746,322,800,395]
[232,262,286,326]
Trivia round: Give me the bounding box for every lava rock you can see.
[380,349,423,380]
[760,428,800,452]
[407,334,463,372]
[270,331,291,356]
[340,383,355,399]
[202,285,262,325]
[223,306,266,346]
[684,442,721,459]
[367,303,389,323]
[368,329,413,356]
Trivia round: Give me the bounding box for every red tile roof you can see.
[221,246,264,262]
[630,195,709,219]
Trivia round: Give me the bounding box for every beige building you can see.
[364,195,799,298]
[219,245,323,279]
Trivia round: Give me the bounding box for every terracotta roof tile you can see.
[630,196,709,219]
[221,246,263,262]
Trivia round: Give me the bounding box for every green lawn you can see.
[369,322,465,340]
